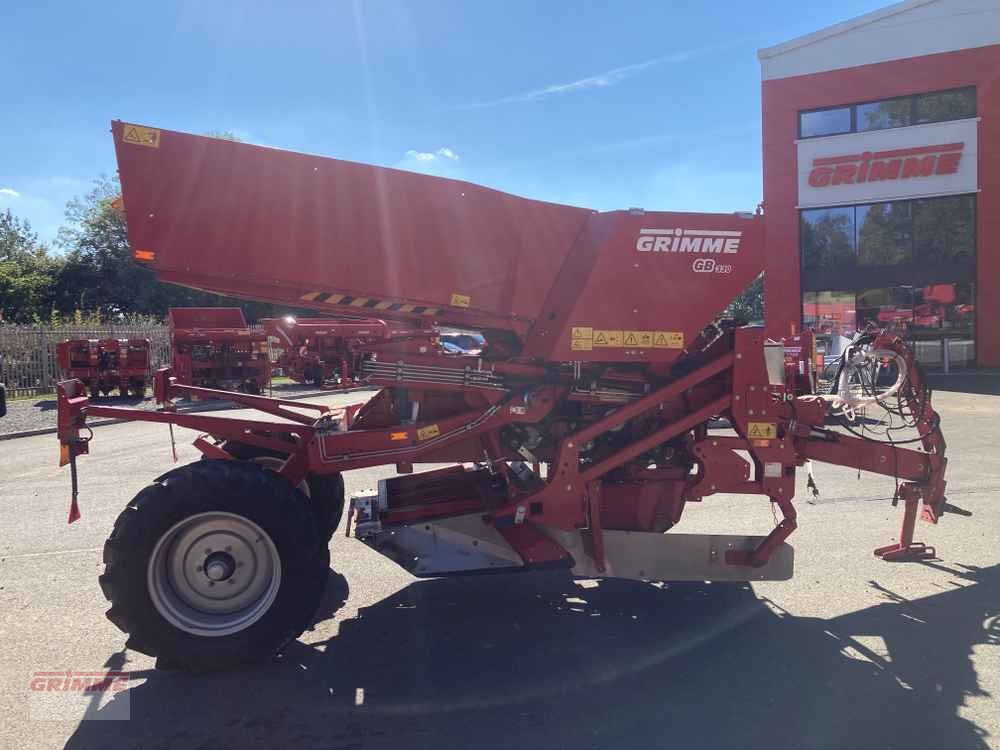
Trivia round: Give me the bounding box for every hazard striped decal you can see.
[300,291,440,316]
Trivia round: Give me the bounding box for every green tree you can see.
[726,273,764,323]
[0,210,60,322]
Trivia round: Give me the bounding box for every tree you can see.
[726,273,764,324]
[0,210,59,322]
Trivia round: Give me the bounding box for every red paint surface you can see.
[762,43,1000,366]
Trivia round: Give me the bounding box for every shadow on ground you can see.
[66,564,1000,750]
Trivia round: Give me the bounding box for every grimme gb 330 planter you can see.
[55,123,948,670]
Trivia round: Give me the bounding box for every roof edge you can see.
[757,0,940,60]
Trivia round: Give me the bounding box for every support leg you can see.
[726,495,797,567]
[874,485,936,561]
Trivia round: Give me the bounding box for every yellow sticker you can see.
[624,330,655,348]
[571,327,593,340]
[122,124,161,148]
[653,331,684,349]
[747,422,777,439]
[571,338,593,351]
[450,293,471,308]
[592,330,623,348]
[416,424,441,441]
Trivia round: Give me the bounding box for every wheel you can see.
[218,440,346,541]
[312,368,325,389]
[99,460,329,671]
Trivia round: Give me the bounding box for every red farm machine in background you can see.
[263,316,437,388]
[168,307,270,394]
[54,123,949,672]
[56,338,150,398]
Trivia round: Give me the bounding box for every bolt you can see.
[735,395,741,401]
[225,546,232,552]
[196,565,203,572]
[749,409,755,415]
[568,442,574,448]
[227,578,236,585]
[712,441,718,447]
[204,548,212,555]
[565,484,572,491]
[236,561,244,567]
[208,581,215,587]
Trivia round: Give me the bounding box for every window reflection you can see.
[799,107,851,138]
[857,202,912,266]
[804,283,976,369]
[801,207,855,270]
[857,98,911,131]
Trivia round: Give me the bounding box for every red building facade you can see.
[759,0,1000,367]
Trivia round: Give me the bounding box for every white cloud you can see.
[455,48,711,110]
[405,147,460,162]
[0,187,20,198]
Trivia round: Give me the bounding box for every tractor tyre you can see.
[219,440,346,541]
[99,460,329,672]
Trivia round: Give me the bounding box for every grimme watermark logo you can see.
[29,670,132,721]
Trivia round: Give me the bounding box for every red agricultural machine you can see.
[55,123,948,671]
[55,338,151,398]
[263,316,436,388]
[169,307,270,394]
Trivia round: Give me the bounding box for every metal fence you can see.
[0,324,172,397]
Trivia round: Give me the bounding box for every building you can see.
[758,0,1000,368]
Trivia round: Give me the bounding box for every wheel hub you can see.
[147,512,282,637]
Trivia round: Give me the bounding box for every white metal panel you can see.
[797,118,978,208]
[759,0,1000,81]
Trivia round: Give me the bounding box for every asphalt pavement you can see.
[1,387,999,749]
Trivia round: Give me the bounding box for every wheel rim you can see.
[147,512,282,637]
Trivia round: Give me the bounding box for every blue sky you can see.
[1,0,891,246]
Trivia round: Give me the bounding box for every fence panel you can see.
[0,324,171,397]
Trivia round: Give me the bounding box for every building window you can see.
[857,97,912,131]
[799,107,852,138]
[801,206,855,270]
[916,88,976,125]
[912,195,975,265]
[804,283,975,368]
[801,194,975,272]
[857,202,912,266]
[799,86,975,139]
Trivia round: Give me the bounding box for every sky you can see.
[0,0,893,246]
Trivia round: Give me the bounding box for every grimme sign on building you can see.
[796,117,979,208]
[796,118,979,208]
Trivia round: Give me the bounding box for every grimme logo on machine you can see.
[636,228,741,255]
[807,142,963,187]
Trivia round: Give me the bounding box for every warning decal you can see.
[592,330,623,348]
[416,424,441,441]
[653,331,684,349]
[747,422,777,440]
[450,293,471,308]
[625,330,655,348]
[569,326,683,351]
[122,125,160,149]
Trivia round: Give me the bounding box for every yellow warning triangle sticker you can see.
[593,332,608,345]
[623,333,638,346]
[654,333,668,346]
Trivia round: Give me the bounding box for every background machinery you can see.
[55,337,151,398]
[169,307,270,394]
[263,315,437,388]
[55,123,948,670]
